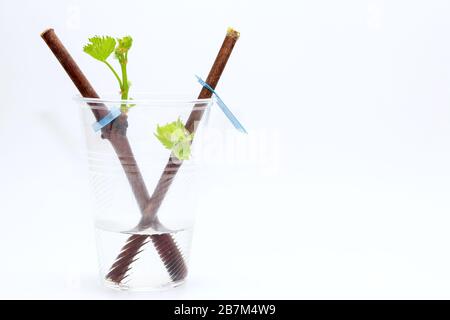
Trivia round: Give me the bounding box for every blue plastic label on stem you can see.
[196,75,247,134]
[92,107,121,132]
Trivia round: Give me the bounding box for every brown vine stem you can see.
[41,28,186,284]
[106,28,240,284]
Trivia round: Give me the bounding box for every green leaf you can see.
[83,36,116,62]
[173,140,192,161]
[154,118,193,160]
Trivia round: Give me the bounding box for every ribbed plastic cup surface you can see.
[76,93,212,291]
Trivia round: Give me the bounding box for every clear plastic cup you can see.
[76,93,213,291]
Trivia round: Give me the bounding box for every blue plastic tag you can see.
[196,75,247,134]
[92,107,121,132]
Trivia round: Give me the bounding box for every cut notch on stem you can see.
[227,27,240,40]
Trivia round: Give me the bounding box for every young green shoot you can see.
[83,35,133,112]
[84,35,191,158]
[155,118,194,160]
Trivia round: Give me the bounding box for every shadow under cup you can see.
[75,93,213,291]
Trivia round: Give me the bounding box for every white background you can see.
[1,0,450,299]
